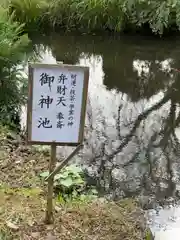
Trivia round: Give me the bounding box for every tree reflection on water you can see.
[31,34,180,206]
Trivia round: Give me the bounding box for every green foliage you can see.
[145,229,153,240]
[3,0,180,35]
[8,0,48,29]
[122,0,174,34]
[0,229,13,240]
[0,125,10,139]
[40,164,98,202]
[39,0,126,32]
[0,7,30,129]
[57,190,97,204]
[40,164,84,188]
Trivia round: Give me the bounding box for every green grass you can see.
[9,0,48,24]
[7,0,125,32]
[3,0,180,35]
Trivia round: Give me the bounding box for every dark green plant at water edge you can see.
[40,164,98,203]
[8,0,49,31]
[5,0,180,35]
[0,8,30,130]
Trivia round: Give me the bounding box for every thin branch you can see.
[108,94,170,160]
[45,144,83,181]
[116,104,123,140]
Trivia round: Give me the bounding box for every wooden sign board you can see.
[27,63,89,146]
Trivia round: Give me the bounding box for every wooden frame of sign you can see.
[27,63,89,146]
[27,63,89,224]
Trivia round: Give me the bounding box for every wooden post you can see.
[45,144,83,181]
[45,143,56,224]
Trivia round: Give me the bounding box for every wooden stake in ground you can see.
[45,144,82,181]
[45,143,57,224]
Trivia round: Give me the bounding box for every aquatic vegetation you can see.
[8,0,48,30]
[3,0,180,35]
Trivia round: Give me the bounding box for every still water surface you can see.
[23,35,180,238]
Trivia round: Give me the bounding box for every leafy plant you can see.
[0,7,30,130]
[8,0,49,30]
[2,0,180,35]
[40,164,98,202]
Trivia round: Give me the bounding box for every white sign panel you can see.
[27,64,89,145]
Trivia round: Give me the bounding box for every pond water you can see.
[23,34,180,238]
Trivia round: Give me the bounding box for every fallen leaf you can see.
[46,224,54,230]
[27,219,34,227]
[6,221,19,230]
[31,232,40,238]
[46,233,57,240]
[55,206,61,212]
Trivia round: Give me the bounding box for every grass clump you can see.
[40,164,98,203]
[8,0,48,30]
[3,0,180,35]
[0,6,30,130]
